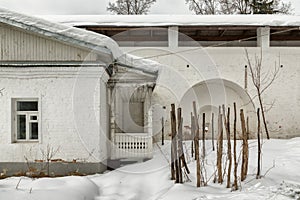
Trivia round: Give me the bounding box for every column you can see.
[168,26,179,48]
[257,27,270,49]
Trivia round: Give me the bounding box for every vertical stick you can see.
[170,111,175,180]
[191,140,194,158]
[246,116,249,140]
[177,108,183,183]
[171,104,179,182]
[191,113,195,159]
[171,104,179,183]
[193,101,201,187]
[226,107,232,188]
[222,105,227,129]
[217,106,223,184]
[240,109,248,181]
[233,103,238,190]
[244,65,248,91]
[202,113,206,158]
[212,113,215,151]
[178,112,190,174]
[161,117,164,146]
[257,108,261,179]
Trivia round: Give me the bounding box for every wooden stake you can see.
[171,104,179,183]
[222,105,227,129]
[177,108,183,183]
[171,104,179,181]
[161,117,164,146]
[202,113,206,158]
[178,109,190,174]
[225,107,232,188]
[244,65,248,91]
[170,111,175,180]
[178,111,190,175]
[246,116,249,140]
[191,113,195,159]
[233,103,238,190]
[191,140,194,158]
[217,106,223,184]
[212,113,215,151]
[193,101,201,187]
[240,109,248,181]
[257,108,261,179]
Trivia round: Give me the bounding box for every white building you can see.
[43,14,300,140]
[0,9,158,176]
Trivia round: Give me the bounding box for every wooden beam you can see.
[81,25,300,42]
[179,26,260,31]
[112,35,168,41]
[179,35,256,41]
[82,25,253,32]
[271,35,300,41]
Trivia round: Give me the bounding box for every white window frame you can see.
[12,98,39,142]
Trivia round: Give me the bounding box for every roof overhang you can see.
[0,8,122,64]
[38,14,300,27]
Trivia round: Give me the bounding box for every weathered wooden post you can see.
[177,108,183,183]
[212,113,215,151]
[244,65,248,91]
[161,117,165,145]
[171,104,179,183]
[233,103,238,190]
[202,113,206,158]
[246,116,249,140]
[178,109,190,175]
[161,117,164,146]
[193,101,201,187]
[240,109,248,181]
[170,105,175,180]
[170,110,175,180]
[246,116,249,175]
[217,106,223,184]
[223,106,232,188]
[191,113,195,159]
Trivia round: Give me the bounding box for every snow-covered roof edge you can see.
[38,14,300,27]
[0,8,160,75]
[0,7,122,61]
[116,54,161,76]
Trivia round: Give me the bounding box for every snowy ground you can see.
[1,138,300,200]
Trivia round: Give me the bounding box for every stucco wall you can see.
[122,46,300,138]
[0,67,109,165]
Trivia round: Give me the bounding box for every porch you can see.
[108,64,157,160]
[113,133,152,159]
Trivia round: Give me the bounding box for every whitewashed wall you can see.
[0,67,109,163]
[122,46,300,138]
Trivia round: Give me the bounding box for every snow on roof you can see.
[0,8,160,75]
[0,7,121,60]
[117,54,161,75]
[38,14,300,27]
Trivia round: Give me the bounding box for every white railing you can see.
[111,133,153,159]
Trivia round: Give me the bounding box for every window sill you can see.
[13,140,39,143]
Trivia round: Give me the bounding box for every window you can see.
[12,99,39,142]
